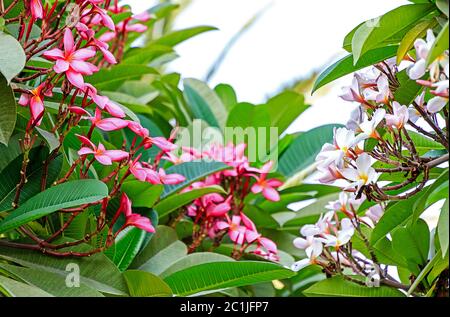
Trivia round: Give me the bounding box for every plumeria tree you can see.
[0,0,448,298]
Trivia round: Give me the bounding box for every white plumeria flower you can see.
[293,235,321,250]
[346,106,365,132]
[408,92,425,123]
[427,67,449,113]
[317,163,344,184]
[326,191,364,214]
[340,75,366,103]
[357,108,386,140]
[291,240,323,272]
[300,211,334,237]
[363,74,392,104]
[316,128,359,168]
[385,101,409,129]
[407,29,435,80]
[320,218,355,248]
[342,153,379,191]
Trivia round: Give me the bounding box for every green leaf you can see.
[438,199,449,257]
[406,131,445,155]
[35,127,60,153]
[138,240,187,276]
[111,226,147,272]
[214,83,238,110]
[407,249,444,295]
[121,181,163,208]
[124,270,172,297]
[0,180,108,234]
[261,91,309,135]
[397,19,436,64]
[130,225,178,269]
[0,74,16,145]
[86,65,158,91]
[0,263,104,297]
[0,31,26,83]
[160,252,234,278]
[163,261,295,296]
[152,26,217,47]
[394,70,423,106]
[427,21,449,66]
[0,275,53,297]
[154,185,226,218]
[392,219,430,266]
[371,193,423,245]
[183,78,227,129]
[0,245,128,295]
[161,161,231,199]
[278,124,341,177]
[436,0,449,17]
[312,46,399,93]
[304,276,405,297]
[351,4,435,64]
[226,102,270,129]
[0,147,63,212]
[123,45,174,65]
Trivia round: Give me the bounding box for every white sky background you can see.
[123,0,408,132]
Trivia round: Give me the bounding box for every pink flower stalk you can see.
[30,0,43,20]
[77,134,128,165]
[87,108,128,131]
[43,29,98,89]
[18,83,52,126]
[118,194,155,233]
[248,161,282,202]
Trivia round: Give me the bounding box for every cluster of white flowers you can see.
[291,29,448,274]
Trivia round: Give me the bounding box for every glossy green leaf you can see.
[351,4,435,63]
[397,19,436,64]
[427,21,449,65]
[163,261,295,296]
[138,240,187,276]
[123,270,172,297]
[394,70,423,106]
[86,65,158,90]
[392,219,430,266]
[438,199,449,257]
[214,83,238,110]
[154,185,226,218]
[304,276,405,297]
[183,78,227,129]
[0,245,128,295]
[0,275,53,297]
[0,263,103,297]
[121,181,163,208]
[0,74,16,146]
[0,180,108,234]
[161,161,231,199]
[312,46,399,93]
[0,31,26,83]
[0,147,62,212]
[152,26,217,47]
[279,124,341,177]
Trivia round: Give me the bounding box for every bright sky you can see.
[122,0,407,133]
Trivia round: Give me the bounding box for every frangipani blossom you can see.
[83,84,126,118]
[365,204,384,224]
[119,194,155,233]
[43,29,98,89]
[316,127,359,168]
[77,135,128,165]
[363,74,392,105]
[320,218,355,248]
[342,153,379,191]
[291,240,323,272]
[249,161,282,202]
[385,101,409,129]
[408,92,425,123]
[427,72,449,113]
[18,83,52,126]
[358,108,386,140]
[216,215,247,245]
[317,163,345,184]
[86,108,128,131]
[326,191,364,217]
[157,168,185,185]
[29,0,43,20]
[206,196,232,217]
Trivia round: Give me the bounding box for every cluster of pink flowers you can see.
[18,0,183,236]
[167,143,282,260]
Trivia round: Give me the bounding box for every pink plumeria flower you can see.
[248,161,282,202]
[129,157,149,181]
[119,194,155,233]
[82,6,115,31]
[43,29,98,89]
[77,134,128,165]
[342,153,379,191]
[83,84,126,118]
[18,83,52,126]
[216,215,247,245]
[157,168,185,185]
[86,108,128,131]
[206,196,232,217]
[29,0,43,20]
[385,101,409,129]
